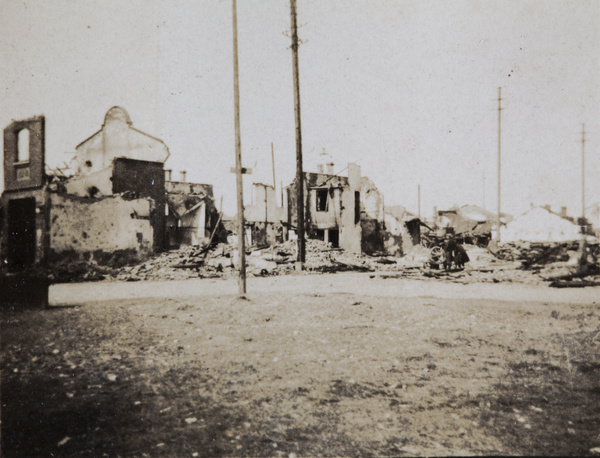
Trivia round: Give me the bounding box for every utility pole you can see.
[290,0,305,268]
[271,142,277,200]
[497,87,502,244]
[482,172,486,211]
[417,184,421,219]
[232,0,246,294]
[581,123,586,220]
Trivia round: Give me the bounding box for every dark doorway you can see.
[7,198,37,270]
[328,229,340,248]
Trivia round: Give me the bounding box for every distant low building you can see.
[501,206,582,244]
[435,204,510,245]
[587,202,600,238]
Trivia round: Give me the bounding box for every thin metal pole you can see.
[290,0,305,267]
[581,123,586,220]
[497,87,502,244]
[271,142,276,189]
[232,0,246,294]
[417,184,421,219]
[482,173,486,211]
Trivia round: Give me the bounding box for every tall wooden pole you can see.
[232,0,246,294]
[271,142,277,201]
[290,0,305,267]
[497,87,502,243]
[581,123,586,220]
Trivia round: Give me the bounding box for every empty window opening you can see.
[354,191,360,224]
[85,160,93,168]
[316,189,328,212]
[17,129,30,162]
[313,229,325,241]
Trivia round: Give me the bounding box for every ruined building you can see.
[244,183,287,247]
[0,107,220,271]
[1,116,49,270]
[286,163,386,254]
[165,176,222,248]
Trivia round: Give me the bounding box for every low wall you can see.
[49,193,153,264]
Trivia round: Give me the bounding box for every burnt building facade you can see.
[287,163,386,254]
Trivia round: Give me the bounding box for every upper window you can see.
[316,189,328,212]
[17,129,30,162]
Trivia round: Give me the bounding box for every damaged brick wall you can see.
[3,116,45,192]
[1,116,50,270]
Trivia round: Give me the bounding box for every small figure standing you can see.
[443,236,457,271]
[453,243,470,270]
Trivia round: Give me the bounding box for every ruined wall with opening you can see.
[3,116,45,192]
[1,116,49,270]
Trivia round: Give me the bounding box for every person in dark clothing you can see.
[453,243,470,269]
[443,237,457,270]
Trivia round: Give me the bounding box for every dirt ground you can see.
[2,274,600,457]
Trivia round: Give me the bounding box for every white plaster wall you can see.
[180,203,207,245]
[340,187,361,253]
[246,185,283,223]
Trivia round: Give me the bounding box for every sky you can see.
[1,0,598,219]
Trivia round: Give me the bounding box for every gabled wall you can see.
[75,106,169,176]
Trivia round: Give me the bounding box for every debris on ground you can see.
[32,236,598,287]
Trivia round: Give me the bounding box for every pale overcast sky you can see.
[1,0,598,218]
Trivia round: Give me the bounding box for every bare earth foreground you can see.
[2,273,600,456]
